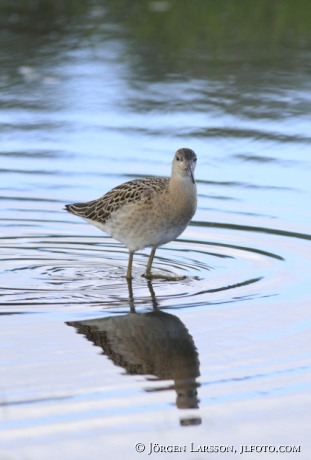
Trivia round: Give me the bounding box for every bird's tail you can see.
[64,201,96,218]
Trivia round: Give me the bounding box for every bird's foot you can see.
[143,272,186,281]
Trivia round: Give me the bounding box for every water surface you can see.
[1,1,311,459]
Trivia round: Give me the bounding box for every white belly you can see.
[83,204,190,252]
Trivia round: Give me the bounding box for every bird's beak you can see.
[187,164,195,184]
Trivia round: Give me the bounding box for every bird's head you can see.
[172,148,197,184]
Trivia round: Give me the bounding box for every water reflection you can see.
[67,280,201,426]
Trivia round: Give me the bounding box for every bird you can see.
[65,148,197,279]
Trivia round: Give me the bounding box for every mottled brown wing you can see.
[65,177,168,224]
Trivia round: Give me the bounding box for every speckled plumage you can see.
[65,148,197,278]
[66,177,168,225]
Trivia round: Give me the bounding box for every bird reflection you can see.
[66,280,201,425]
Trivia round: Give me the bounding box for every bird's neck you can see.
[169,171,196,192]
[168,173,197,211]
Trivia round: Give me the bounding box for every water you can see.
[1,1,311,458]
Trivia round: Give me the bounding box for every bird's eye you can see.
[176,156,181,162]
[194,158,197,162]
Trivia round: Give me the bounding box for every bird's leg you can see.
[144,247,186,280]
[145,248,156,277]
[126,251,134,279]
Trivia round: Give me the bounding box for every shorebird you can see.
[65,148,197,279]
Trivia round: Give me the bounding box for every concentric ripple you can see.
[1,218,310,312]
